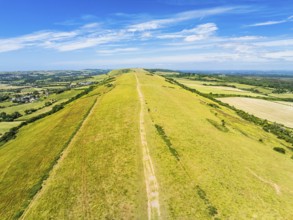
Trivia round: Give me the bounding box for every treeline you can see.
[144,68,178,73]
[174,73,293,92]
[165,77,293,147]
[0,112,22,121]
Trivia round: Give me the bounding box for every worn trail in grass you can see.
[136,73,161,220]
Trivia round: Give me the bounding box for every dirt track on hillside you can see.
[135,73,161,220]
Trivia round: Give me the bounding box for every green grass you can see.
[0,121,23,136]
[269,93,293,99]
[23,73,147,219]
[0,101,15,107]
[0,84,26,90]
[1,89,82,116]
[229,82,273,94]
[176,78,293,99]
[1,69,293,219]
[176,78,265,97]
[17,100,66,120]
[0,86,107,219]
[137,70,293,219]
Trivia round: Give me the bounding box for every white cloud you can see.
[157,23,218,42]
[255,39,293,47]
[263,51,293,61]
[0,24,113,52]
[128,7,234,32]
[81,23,100,29]
[48,32,129,52]
[247,15,293,27]
[0,31,78,52]
[184,23,218,42]
[128,21,160,32]
[228,36,264,41]
[248,20,287,27]
[97,47,139,55]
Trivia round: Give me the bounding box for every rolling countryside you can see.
[1,69,292,219]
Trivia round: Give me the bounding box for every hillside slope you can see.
[0,69,292,219]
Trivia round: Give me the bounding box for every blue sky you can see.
[0,0,293,71]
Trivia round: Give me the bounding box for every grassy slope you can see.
[138,70,293,219]
[1,69,292,219]
[0,85,107,219]
[24,73,147,219]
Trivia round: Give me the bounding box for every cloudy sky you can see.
[0,0,293,71]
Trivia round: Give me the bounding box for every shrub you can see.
[273,147,286,154]
[24,108,37,115]
[52,104,64,113]
[45,101,52,106]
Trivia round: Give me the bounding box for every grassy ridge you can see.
[0,85,108,219]
[138,70,293,219]
[24,73,147,219]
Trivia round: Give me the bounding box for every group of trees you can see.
[0,112,22,121]
[0,95,10,102]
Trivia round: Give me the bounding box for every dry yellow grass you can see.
[219,97,293,128]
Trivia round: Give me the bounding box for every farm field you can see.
[219,97,293,128]
[0,69,293,219]
[0,121,22,136]
[176,78,265,97]
[17,100,66,121]
[1,89,82,115]
[270,93,293,99]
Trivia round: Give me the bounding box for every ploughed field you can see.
[219,97,293,128]
[0,69,293,219]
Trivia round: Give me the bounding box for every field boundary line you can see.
[20,95,101,219]
[135,73,161,220]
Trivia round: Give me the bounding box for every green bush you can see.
[273,147,286,154]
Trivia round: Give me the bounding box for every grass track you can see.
[135,72,161,219]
